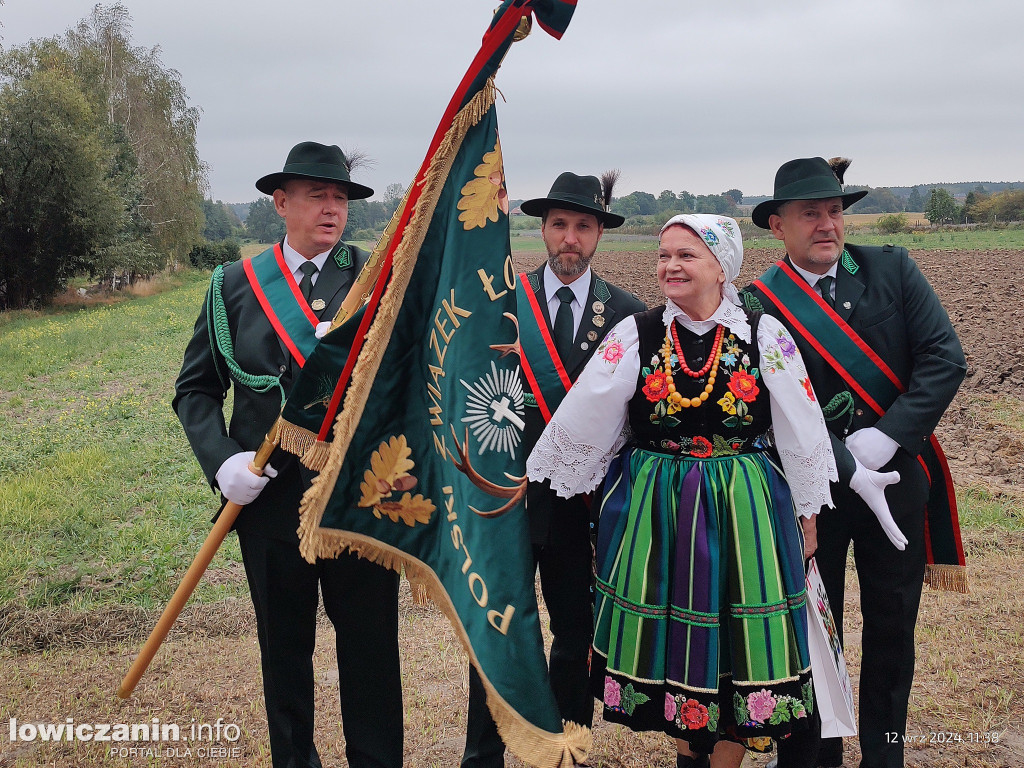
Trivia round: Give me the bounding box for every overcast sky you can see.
[3,0,1022,204]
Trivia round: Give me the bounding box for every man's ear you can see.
[272,188,287,217]
[768,213,785,242]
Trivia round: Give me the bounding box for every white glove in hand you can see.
[849,457,907,551]
[845,426,899,471]
[314,321,332,339]
[215,451,278,505]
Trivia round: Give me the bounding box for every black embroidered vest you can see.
[627,306,770,458]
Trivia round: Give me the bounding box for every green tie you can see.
[817,275,835,308]
[298,261,319,301]
[553,286,575,360]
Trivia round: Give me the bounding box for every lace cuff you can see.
[526,420,618,499]
[778,437,836,518]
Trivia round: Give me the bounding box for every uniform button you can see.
[279,364,287,374]
[694,356,704,364]
[855,408,864,417]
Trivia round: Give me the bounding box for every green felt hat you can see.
[751,156,868,229]
[255,141,374,199]
[520,171,625,227]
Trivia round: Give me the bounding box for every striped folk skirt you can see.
[591,446,814,752]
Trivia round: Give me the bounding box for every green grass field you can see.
[0,271,246,612]
[0,262,1020,614]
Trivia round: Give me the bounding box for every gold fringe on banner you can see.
[292,80,591,767]
[275,170,410,470]
[296,528,592,768]
[925,564,969,594]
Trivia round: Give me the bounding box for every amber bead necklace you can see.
[663,322,725,409]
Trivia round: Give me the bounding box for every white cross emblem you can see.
[489,396,526,430]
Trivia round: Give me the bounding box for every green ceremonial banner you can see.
[275,2,586,766]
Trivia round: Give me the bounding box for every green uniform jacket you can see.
[751,243,966,484]
[173,243,369,542]
[521,264,646,545]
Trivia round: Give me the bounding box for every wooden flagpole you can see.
[117,422,279,698]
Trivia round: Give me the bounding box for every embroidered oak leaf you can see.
[359,435,416,508]
[372,493,436,527]
[457,138,508,230]
[357,436,435,527]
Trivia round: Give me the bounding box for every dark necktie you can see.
[817,275,835,308]
[553,286,575,360]
[298,261,319,301]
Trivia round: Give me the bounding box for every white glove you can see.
[215,451,278,505]
[846,427,899,471]
[314,321,332,339]
[849,456,907,551]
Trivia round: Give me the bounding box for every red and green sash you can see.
[754,261,967,592]
[243,244,319,368]
[516,273,572,423]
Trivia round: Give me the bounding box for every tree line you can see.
[217,181,1024,249]
[0,3,205,309]
[4,3,1019,309]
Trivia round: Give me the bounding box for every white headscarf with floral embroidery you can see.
[659,213,744,306]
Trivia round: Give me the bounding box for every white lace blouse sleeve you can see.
[758,314,838,517]
[526,316,640,498]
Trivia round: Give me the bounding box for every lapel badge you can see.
[587,330,598,341]
[842,301,851,310]
[311,298,326,311]
[841,248,859,275]
[592,314,605,328]
[592,300,605,315]
[333,246,352,269]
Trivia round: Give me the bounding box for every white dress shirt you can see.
[790,260,838,302]
[542,264,592,336]
[282,237,332,288]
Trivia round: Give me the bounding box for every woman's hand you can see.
[801,514,818,559]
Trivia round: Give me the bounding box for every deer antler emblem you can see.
[449,426,527,518]
[488,312,520,359]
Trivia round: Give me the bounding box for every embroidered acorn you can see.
[376,475,418,495]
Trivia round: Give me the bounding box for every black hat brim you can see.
[520,197,625,228]
[751,189,868,229]
[255,172,374,200]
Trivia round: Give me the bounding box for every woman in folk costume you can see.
[527,214,836,768]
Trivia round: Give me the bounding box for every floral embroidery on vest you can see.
[628,307,770,458]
